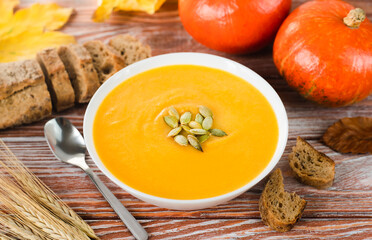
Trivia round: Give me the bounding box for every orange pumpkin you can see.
[179,0,291,54]
[273,0,372,107]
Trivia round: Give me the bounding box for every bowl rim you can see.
[84,52,288,206]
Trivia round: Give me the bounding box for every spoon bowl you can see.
[44,117,88,169]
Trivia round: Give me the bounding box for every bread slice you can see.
[289,137,335,189]
[37,48,75,112]
[83,40,125,84]
[108,34,151,66]
[0,83,52,129]
[58,44,100,103]
[0,59,44,100]
[259,169,307,232]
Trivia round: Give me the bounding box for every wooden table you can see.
[2,0,372,239]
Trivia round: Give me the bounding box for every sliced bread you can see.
[37,48,75,112]
[83,40,125,84]
[289,136,335,189]
[0,59,45,100]
[259,169,307,232]
[108,34,151,65]
[0,83,52,129]
[58,44,100,103]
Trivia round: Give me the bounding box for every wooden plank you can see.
[88,219,372,239]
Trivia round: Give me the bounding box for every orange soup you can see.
[93,65,279,200]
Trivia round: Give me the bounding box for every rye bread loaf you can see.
[37,48,75,112]
[289,136,335,189]
[259,169,307,232]
[0,59,44,100]
[58,44,100,103]
[0,83,52,129]
[108,34,151,65]
[83,40,125,84]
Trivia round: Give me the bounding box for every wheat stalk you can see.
[0,140,99,239]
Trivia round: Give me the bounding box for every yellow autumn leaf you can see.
[93,0,166,22]
[0,0,19,24]
[0,30,75,63]
[0,1,75,63]
[0,3,74,39]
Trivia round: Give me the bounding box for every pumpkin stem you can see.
[343,8,366,29]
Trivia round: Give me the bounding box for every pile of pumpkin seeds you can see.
[163,105,227,152]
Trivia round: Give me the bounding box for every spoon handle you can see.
[85,168,148,240]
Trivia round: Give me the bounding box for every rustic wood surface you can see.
[1,0,372,239]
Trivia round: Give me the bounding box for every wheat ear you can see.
[11,204,88,240]
[0,232,17,240]
[14,179,97,240]
[0,140,98,239]
[0,212,46,240]
[0,174,90,240]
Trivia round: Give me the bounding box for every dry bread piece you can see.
[259,169,307,232]
[0,59,44,100]
[289,136,335,189]
[37,48,75,112]
[0,83,52,129]
[83,40,125,84]
[58,44,100,103]
[108,34,151,65]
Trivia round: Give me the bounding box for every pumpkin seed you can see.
[168,106,180,120]
[187,135,203,152]
[190,129,208,135]
[202,116,213,130]
[199,105,213,118]
[197,134,210,144]
[181,125,192,134]
[195,113,204,125]
[168,126,182,137]
[180,112,192,125]
[164,105,226,151]
[174,135,188,146]
[164,115,178,128]
[189,121,202,129]
[210,129,227,137]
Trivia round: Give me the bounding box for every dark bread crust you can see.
[83,40,125,84]
[289,136,335,189]
[58,44,100,103]
[259,169,307,232]
[37,48,75,112]
[108,34,151,66]
[0,83,52,129]
[0,59,44,101]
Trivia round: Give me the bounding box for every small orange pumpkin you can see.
[273,0,372,107]
[179,0,291,54]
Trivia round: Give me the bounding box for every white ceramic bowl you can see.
[84,52,288,210]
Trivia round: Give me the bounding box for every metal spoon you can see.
[44,117,148,240]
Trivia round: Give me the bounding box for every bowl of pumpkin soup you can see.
[84,53,288,210]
